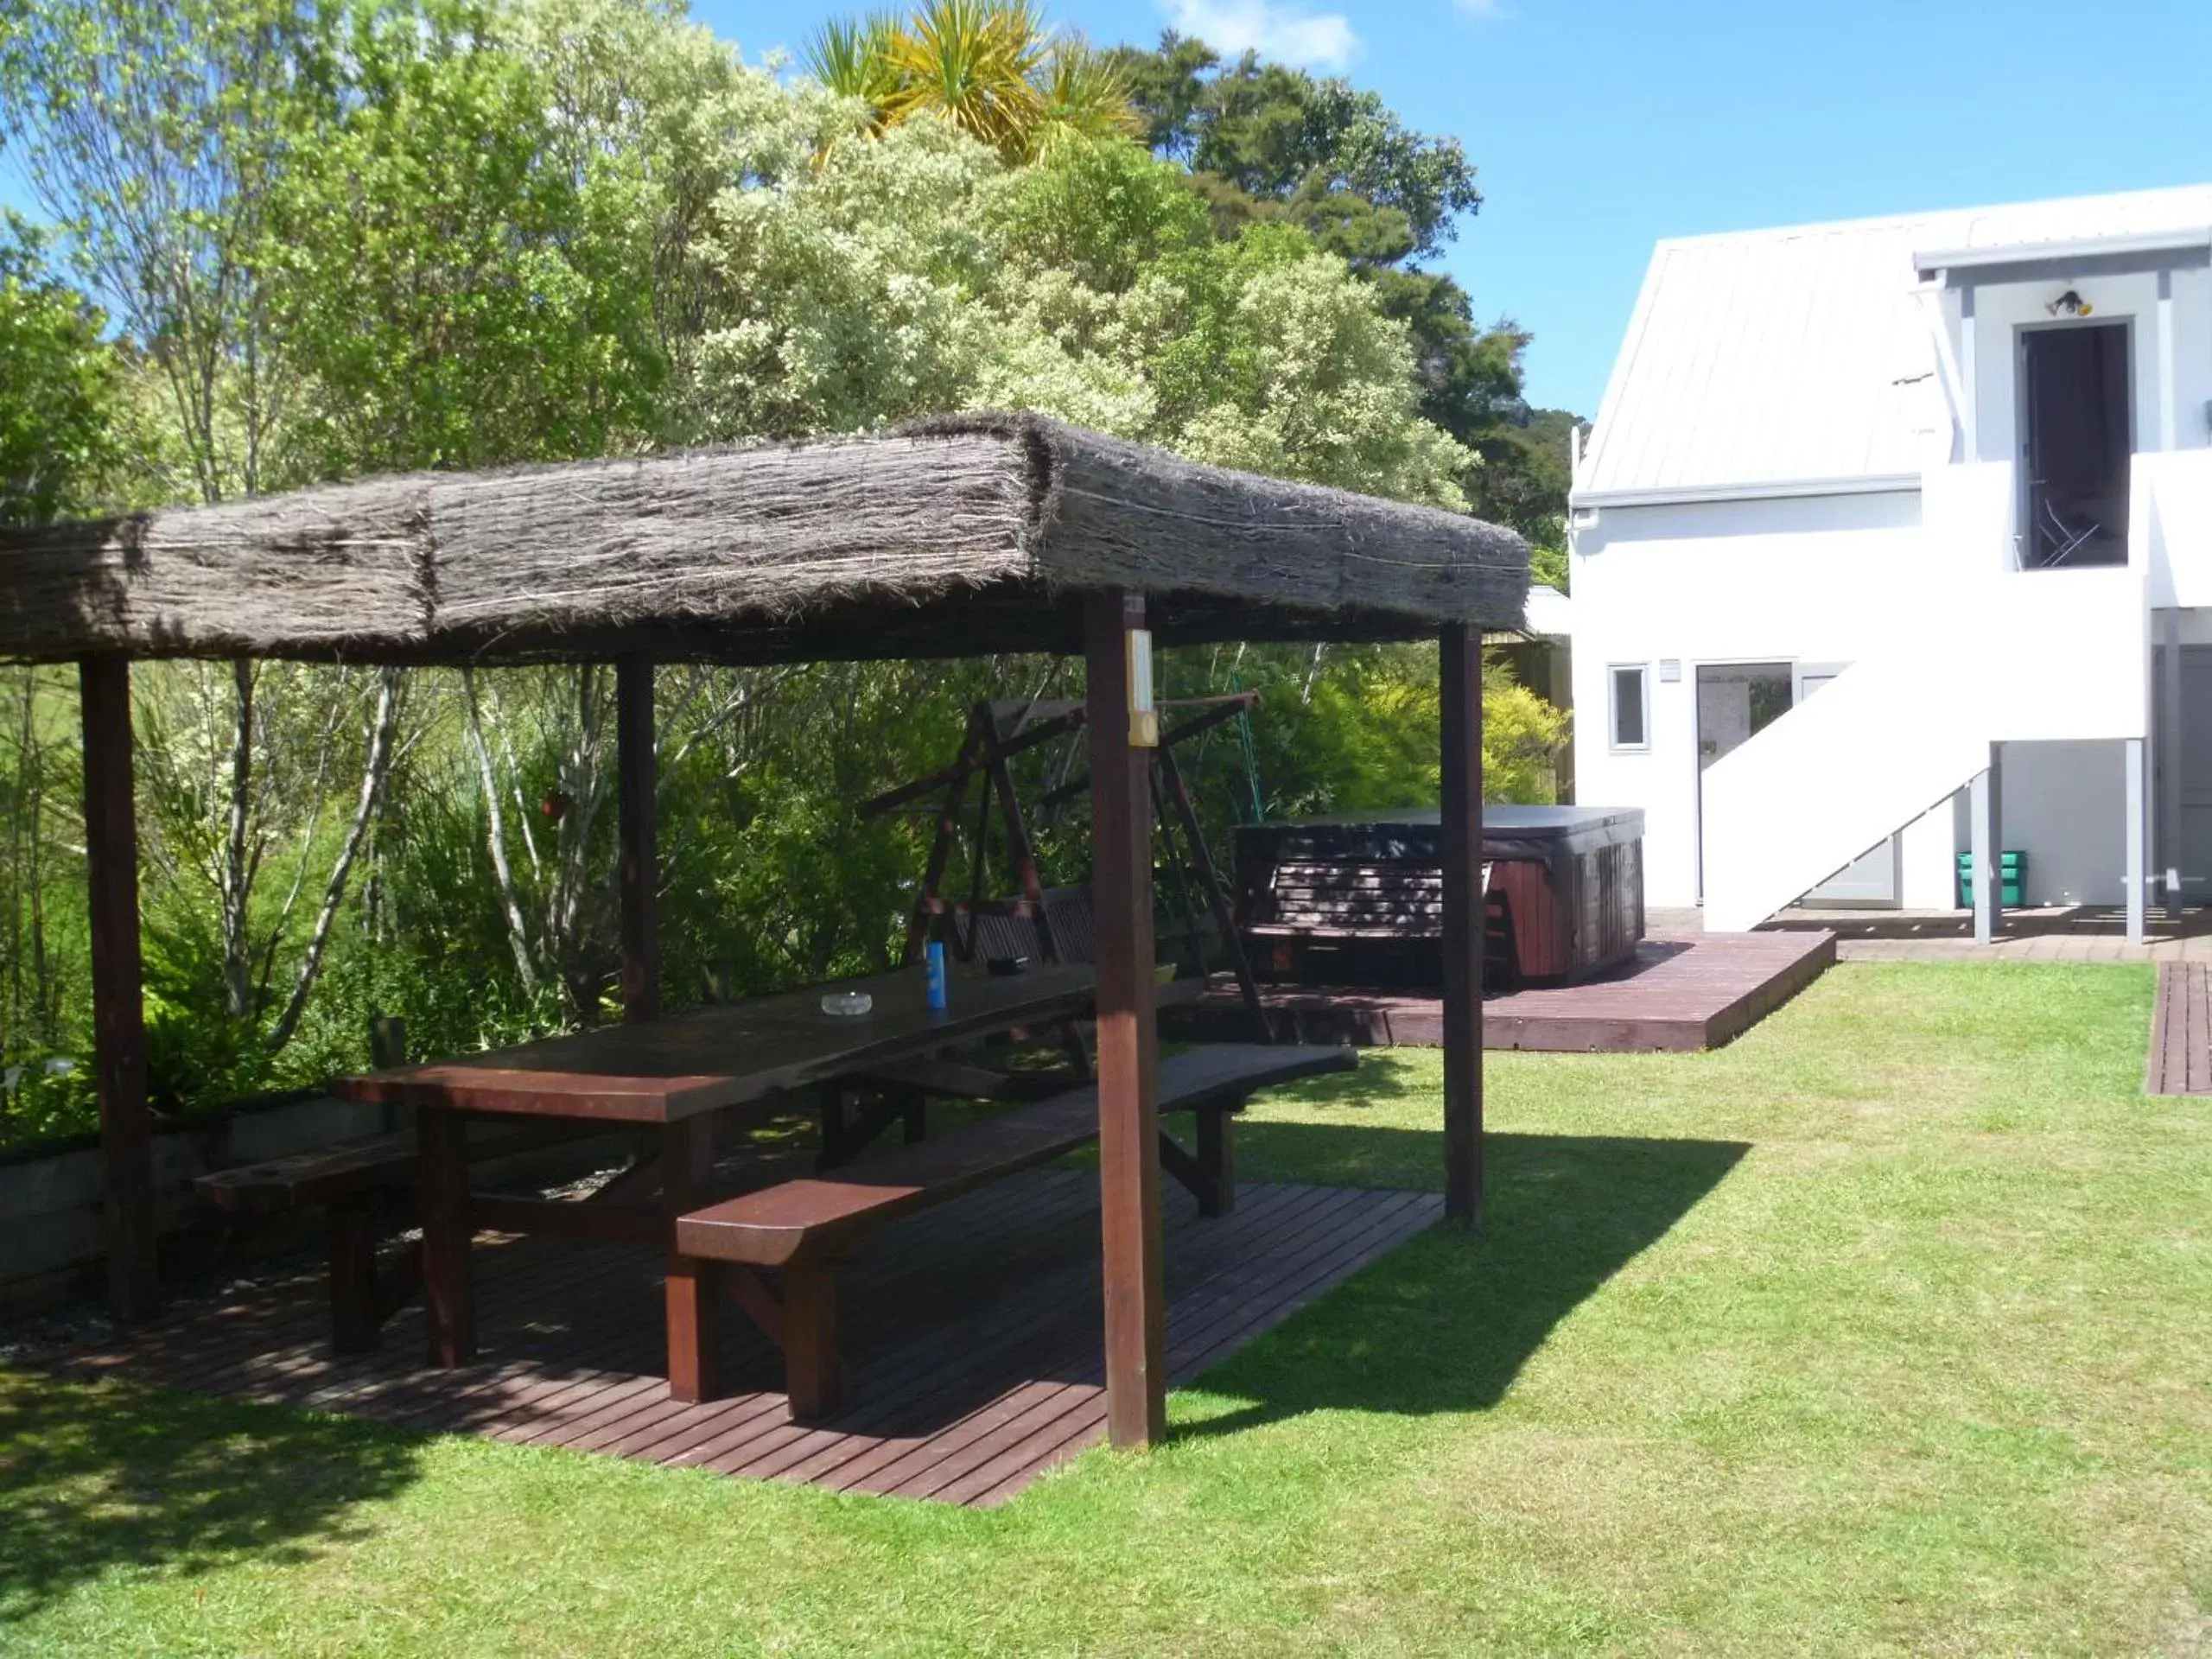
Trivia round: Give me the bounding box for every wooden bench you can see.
[1242,859,1522,991]
[673,1041,1357,1418]
[194,1122,590,1355]
[197,1134,423,1356]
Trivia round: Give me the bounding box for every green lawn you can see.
[5,963,2210,1655]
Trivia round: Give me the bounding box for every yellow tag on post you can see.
[1126,628,1158,747]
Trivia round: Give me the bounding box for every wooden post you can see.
[327,1200,384,1356]
[616,656,659,1022]
[781,1258,840,1421]
[1156,743,1267,1035]
[417,1106,477,1366]
[1440,624,1484,1228]
[664,1115,718,1402]
[368,1014,409,1069]
[79,655,158,1321]
[1085,588,1166,1450]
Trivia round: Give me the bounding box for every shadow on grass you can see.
[0,1370,421,1624]
[1175,1122,1750,1434]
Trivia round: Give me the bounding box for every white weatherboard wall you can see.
[1567,185,2212,927]
[1967,270,2209,467]
[1572,464,2151,918]
[1571,490,1927,910]
[1694,465,2146,930]
[2145,449,2212,607]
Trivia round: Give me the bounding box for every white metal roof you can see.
[1483,582,1568,643]
[1522,583,1570,639]
[1574,182,2212,506]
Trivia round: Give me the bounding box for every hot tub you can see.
[1233,804,1645,986]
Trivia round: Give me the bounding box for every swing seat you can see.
[954,883,1098,966]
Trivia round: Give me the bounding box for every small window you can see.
[1610,664,1649,751]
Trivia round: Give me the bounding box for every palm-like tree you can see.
[883,0,1045,160]
[804,0,1138,162]
[1032,36,1143,150]
[804,13,906,129]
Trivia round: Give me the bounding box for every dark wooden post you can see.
[663,1114,719,1402]
[368,1014,409,1069]
[1085,588,1166,1450]
[1440,624,1484,1227]
[79,654,159,1321]
[616,656,659,1022]
[417,1105,476,1366]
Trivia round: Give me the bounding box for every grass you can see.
[4,962,2210,1654]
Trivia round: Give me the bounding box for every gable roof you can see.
[1574,182,2212,507]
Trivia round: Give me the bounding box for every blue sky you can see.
[10,0,2207,416]
[694,0,2212,416]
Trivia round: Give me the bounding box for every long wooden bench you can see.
[673,1041,1357,1418]
[194,1122,590,1355]
[1242,859,1522,991]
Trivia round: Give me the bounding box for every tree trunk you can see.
[219,659,257,1020]
[265,668,403,1055]
[462,669,540,1001]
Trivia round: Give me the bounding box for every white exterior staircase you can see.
[1699,461,2152,933]
[1700,653,1988,932]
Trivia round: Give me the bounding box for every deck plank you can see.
[1166,930,1834,1052]
[2145,963,2212,1098]
[29,1172,1440,1507]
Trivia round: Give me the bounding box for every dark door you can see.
[2021,322,2131,568]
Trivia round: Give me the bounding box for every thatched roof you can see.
[0,413,1527,666]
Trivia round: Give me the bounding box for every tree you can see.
[1,0,334,504]
[270,0,666,474]
[0,0,1565,1144]
[3,0,416,1077]
[685,110,1005,442]
[979,137,1477,505]
[0,216,118,526]
[1114,35,1478,263]
[1111,31,1582,542]
[804,0,1137,162]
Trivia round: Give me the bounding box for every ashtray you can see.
[819,991,874,1017]
[986,955,1032,976]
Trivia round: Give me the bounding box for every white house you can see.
[1567,182,2212,940]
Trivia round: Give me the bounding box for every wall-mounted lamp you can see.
[2044,288,2094,317]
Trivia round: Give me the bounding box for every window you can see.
[1610,664,1649,752]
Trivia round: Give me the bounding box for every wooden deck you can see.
[36,1171,1440,1506]
[1166,931,1836,1052]
[2145,962,2212,1095]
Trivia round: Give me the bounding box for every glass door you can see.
[2020,321,2132,568]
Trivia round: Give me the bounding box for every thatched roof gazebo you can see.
[4,412,1527,1450]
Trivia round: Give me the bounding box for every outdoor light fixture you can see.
[2045,289,2094,317]
[1126,627,1158,747]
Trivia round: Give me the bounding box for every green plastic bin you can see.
[1956,850,2024,908]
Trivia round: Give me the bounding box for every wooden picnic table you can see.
[334,962,1097,1391]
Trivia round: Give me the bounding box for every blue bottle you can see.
[925,940,948,1010]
